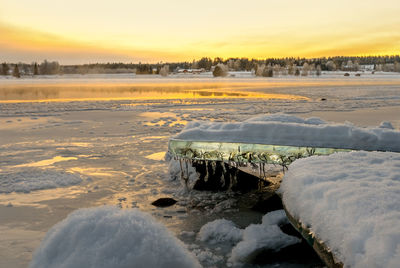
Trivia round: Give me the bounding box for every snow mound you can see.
[280,151,400,268]
[191,247,224,266]
[245,113,326,125]
[380,121,395,129]
[30,206,201,268]
[0,169,82,193]
[173,114,400,152]
[197,219,243,245]
[229,210,301,264]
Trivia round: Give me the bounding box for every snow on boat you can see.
[280,151,400,268]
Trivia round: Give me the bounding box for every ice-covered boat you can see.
[169,114,400,167]
[168,114,400,267]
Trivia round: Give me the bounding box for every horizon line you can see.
[3,54,400,65]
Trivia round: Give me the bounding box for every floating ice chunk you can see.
[198,219,243,245]
[379,121,394,129]
[0,169,82,193]
[229,210,300,264]
[191,247,224,266]
[261,209,289,226]
[280,151,400,268]
[180,231,196,238]
[30,206,200,268]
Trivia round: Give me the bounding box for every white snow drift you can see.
[173,114,400,152]
[0,169,82,193]
[29,206,200,268]
[229,210,301,264]
[197,219,243,245]
[280,151,400,268]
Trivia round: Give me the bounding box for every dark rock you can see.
[279,223,302,238]
[344,73,350,76]
[250,240,324,265]
[151,198,177,207]
[251,193,283,213]
[355,73,361,76]
[320,98,327,101]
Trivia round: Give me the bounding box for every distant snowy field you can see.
[1,74,400,267]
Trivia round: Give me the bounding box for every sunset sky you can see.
[1,0,400,64]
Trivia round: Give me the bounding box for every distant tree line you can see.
[0,60,60,77]
[1,55,400,78]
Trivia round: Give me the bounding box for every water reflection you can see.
[0,82,309,102]
[145,152,166,161]
[15,156,77,167]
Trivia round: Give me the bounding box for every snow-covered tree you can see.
[212,63,228,77]
[255,64,265,76]
[395,62,400,72]
[159,65,169,77]
[316,65,322,76]
[301,62,309,76]
[273,64,281,76]
[262,65,273,77]
[1,63,9,75]
[33,62,39,75]
[12,65,21,78]
[288,64,295,75]
[326,60,336,71]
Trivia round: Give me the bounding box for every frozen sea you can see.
[1,72,400,267]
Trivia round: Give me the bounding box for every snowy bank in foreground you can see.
[280,151,400,268]
[30,207,200,268]
[173,114,400,152]
[0,169,82,193]
[229,210,300,264]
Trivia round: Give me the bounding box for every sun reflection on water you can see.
[15,156,78,167]
[0,82,310,102]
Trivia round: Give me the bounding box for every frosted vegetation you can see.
[280,151,400,267]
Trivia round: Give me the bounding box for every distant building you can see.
[176,68,205,74]
[359,65,374,71]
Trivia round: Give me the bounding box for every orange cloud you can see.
[0,22,185,63]
[1,20,399,64]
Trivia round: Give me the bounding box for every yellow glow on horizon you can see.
[1,0,399,63]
